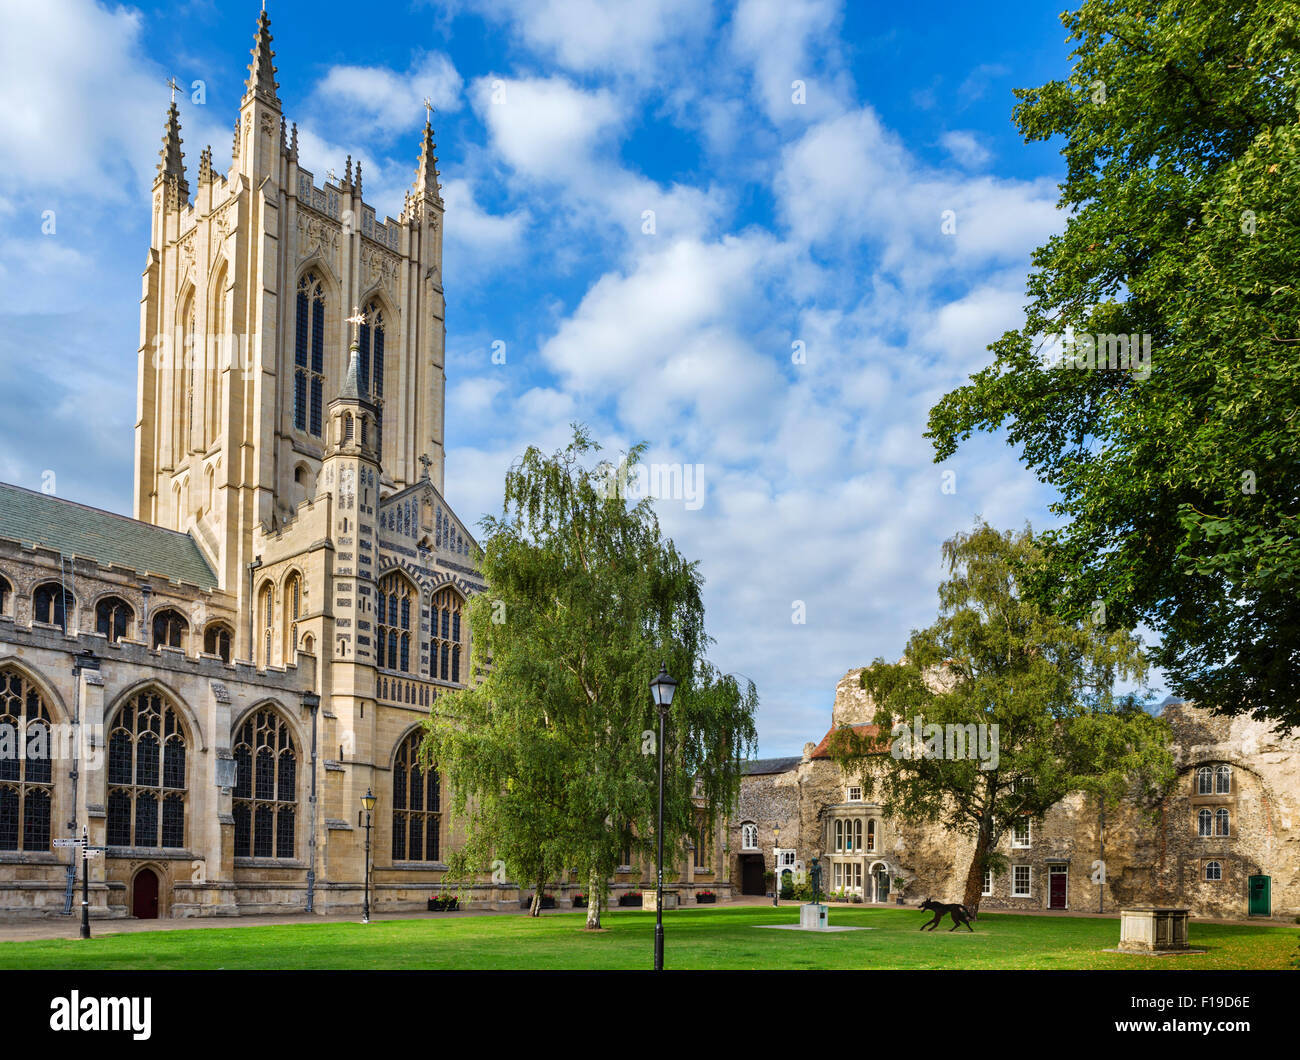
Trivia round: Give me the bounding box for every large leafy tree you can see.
[927,0,1300,727]
[423,426,757,928]
[830,523,1174,911]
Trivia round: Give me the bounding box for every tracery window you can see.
[258,583,274,668]
[694,817,712,869]
[741,823,758,850]
[232,709,296,859]
[32,583,74,628]
[377,572,414,672]
[430,586,464,684]
[151,609,188,650]
[106,691,186,848]
[358,301,385,456]
[0,669,53,852]
[392,731,440,861]
[96,596,134,644]
[283,572,302,662]
[294,272,326,437]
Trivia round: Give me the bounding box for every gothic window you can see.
[95,597,134,644]
[391,731,440,862]
[693,817,711,869]
[32,583,74,628]
[430,586,464,684]
[1198,808,1213,836]
[0,574,10,616]
[1215,808,1230,836]
[618,832,633,867]
[258,583,274,668]
[358,301,385,457]
[151,609,188,650]
[377,572,414,673]
[294,272,326,437]
[203,623,233,662]
[283,572,302,662]
[0,669,53,852]
[233,709,297,859]
[741,823,758,850]
[106,690,186,848]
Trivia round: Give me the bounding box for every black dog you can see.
[918,897,977,932]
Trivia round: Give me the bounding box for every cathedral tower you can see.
[133,10,449,654]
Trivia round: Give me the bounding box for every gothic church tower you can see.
[133,10,449,639]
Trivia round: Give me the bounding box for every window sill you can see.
[106,847,198,860]
[234,857,307,869]
[388,862,449,871]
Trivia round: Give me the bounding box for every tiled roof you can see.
[810,723,883,759]
[742,756,801,776]
[0,481,217,590]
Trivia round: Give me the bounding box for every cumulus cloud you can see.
[311,52,463,138]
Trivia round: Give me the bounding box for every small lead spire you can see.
[198,145,214,184]
[244,7,280,106]
[413,113,441,201]
[156,102,189,201]
[354,159,363,197]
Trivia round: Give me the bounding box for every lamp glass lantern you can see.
[649,665,677,711]
[361,788,376,813]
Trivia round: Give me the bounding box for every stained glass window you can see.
[232,709,296,859]
[105,690,186,848]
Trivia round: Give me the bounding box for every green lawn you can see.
[1,906,1294,970]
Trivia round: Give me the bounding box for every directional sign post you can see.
[53,837,83,849]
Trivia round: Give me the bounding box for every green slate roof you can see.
[0,481,217,590]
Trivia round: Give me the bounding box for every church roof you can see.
[0,481,218,591]
[742,756,801,776]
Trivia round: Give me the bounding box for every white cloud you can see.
[940,130,992,169]
[312,52,463,138]
[728,0,850,122]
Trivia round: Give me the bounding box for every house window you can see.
[1215,808,1230,836]
[430,586,465,684]
[32,583,74,628]
[866,819,876,852]
[106,691,186,848]
[741,823,758,850]
[392,730,440,861]
[95,596,133,644]
[232,709,296,859]
[834,819,843,852]
[1197,766,1213,794]
[982,867,993,896]
[847,786,862,801]
[0,668,53,852]
[1012,865,1031,897]
[1198,808,1213,836]
[1012,818,1031,848]
[377,573,415,673]
[203,624,232,663]
[1205,860,1222,882]
[1215,765,1231,794]
[151,608,188,650]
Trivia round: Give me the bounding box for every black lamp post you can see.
[649,664,677,972]
[772,825,781,906]
[360,788,376,923]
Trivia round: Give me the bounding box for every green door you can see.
[1248,875,1270,916]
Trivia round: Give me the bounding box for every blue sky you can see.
[0,0,1162,754]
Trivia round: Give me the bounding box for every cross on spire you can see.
[346,305,367,342]
[423,96,435,124]
[166,76,182,104]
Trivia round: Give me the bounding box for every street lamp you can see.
[649,663,677,972]
[360,788,376,923]
[772,825,780,907]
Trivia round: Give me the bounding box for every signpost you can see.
[59,830,106,938]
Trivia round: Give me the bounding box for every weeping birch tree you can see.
[422,425,757,928]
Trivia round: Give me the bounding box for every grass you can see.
[0,906,1294,970]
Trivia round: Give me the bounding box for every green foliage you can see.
[422,425,757,914]
[831,522,1175,894]
[926,0,1300,727]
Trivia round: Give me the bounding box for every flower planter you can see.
[696,894,716,904]
[572,896,587,908]
[427,897,459,912]
[618,893,644,907]
[520,894,556,910]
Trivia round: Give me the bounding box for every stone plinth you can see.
[643,890,678,912]
[1119,908,1190,952]
[800,903,828,930]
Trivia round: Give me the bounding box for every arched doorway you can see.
[870,862,890,902]
[738,854,766,895]
[132,868,160,919]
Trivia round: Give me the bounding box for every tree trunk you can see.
[962,816,994,913]
[529,873,545,917]
[585,867,602,929]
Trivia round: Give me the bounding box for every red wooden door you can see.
[133,869,159,919]
[1048,868,1067,909]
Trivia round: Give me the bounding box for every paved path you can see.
[0,895,1290,943]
